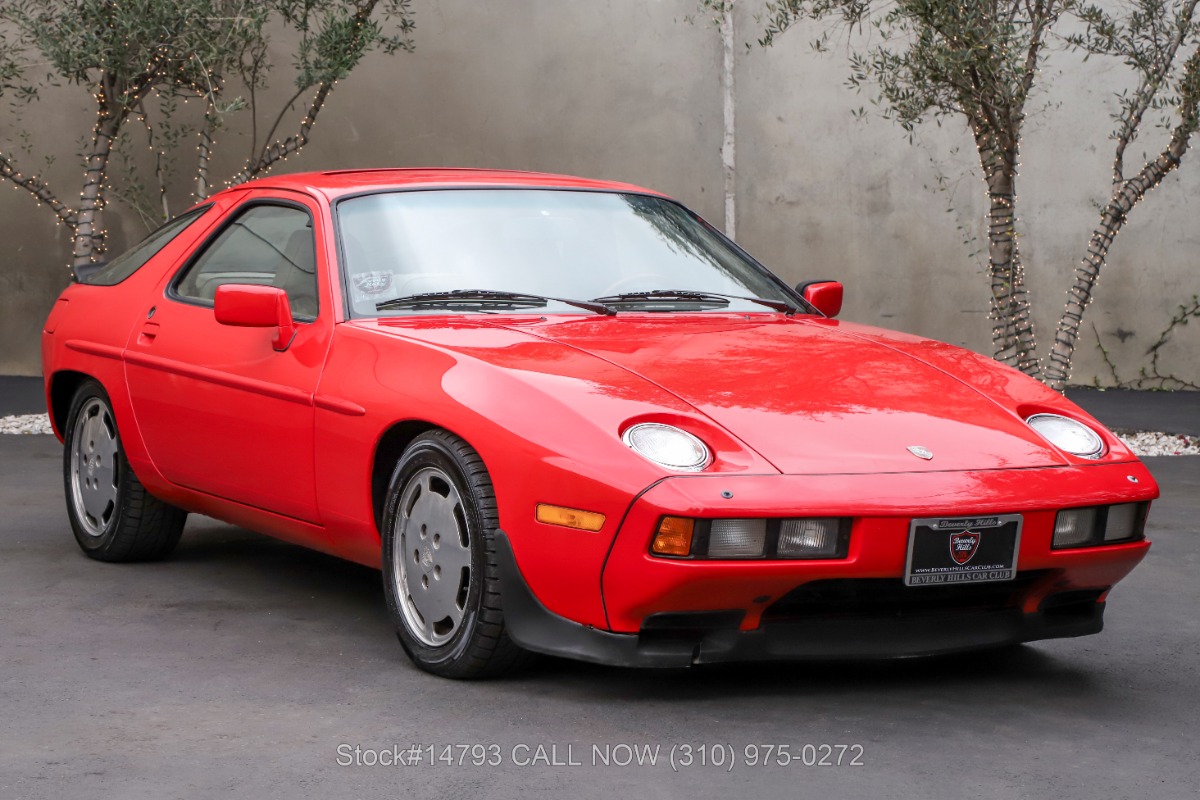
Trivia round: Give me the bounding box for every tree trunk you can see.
[196,103,217,200]
[977,136,1039,376]
[1042,152,1184,389]
[1042,50,1200,390]
[72,115,120,273]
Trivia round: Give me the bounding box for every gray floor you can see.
[1,431,1198,797]
[0,376,43,416]
[1067,387,1200,436]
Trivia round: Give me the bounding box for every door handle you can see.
[137,322,160,346]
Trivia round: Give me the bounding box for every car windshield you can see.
[336,189,799,316]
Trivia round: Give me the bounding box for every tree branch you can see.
[192,60,224,201]
[1111,0,1198,186]
[1019,0,1054,106]
[227,82,333,186]
[1043,44,1200,389]
[0,150,77,227]
[228,0,387,186]
[196,97,218,201]
[967,64,1013,169]
[135,101,169,222]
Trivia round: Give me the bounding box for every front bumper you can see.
[500,461,1157,667]
[497,533,1107,667]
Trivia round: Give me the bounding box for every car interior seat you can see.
[276,228,319,318]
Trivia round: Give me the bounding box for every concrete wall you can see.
[2,0,1197,385]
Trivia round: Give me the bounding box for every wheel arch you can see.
[370,419,440,533]
[369,419,508,536]
[49,370,97,439]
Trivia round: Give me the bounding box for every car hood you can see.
[512,314,1070,474]
[362,314,1073,474]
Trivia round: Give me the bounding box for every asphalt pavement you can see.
[0,377,43,416]
[1066,387,1200,436]
[0,380,1197,799]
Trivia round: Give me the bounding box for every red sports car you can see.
[42,169,1157,678]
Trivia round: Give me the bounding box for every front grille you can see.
[763,571,1050,622]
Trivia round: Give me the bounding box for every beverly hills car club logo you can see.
[949,530,981,565]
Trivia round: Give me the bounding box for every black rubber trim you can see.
[73,262,106,283]
[495,531,1106,667]
[495,531,688,667]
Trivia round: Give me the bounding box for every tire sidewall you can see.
[62,380,127,556]
[381,435,491,674]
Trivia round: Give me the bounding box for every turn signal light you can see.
[652,517,695,556]
[535,503,606,532]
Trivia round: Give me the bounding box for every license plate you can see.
[905,514,1022,587]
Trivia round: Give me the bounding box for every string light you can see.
[12,3,447,268]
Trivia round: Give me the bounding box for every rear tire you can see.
[381,430,532,678]
[63,380,186,562]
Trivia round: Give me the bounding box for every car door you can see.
[124,190,332,523]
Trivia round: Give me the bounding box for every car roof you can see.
[232,168,667,201]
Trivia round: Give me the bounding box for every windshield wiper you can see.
[590,289,796,314]
[376,289,614,315]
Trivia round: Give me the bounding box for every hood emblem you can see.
[949,530,981,565]
[907,445,934,460]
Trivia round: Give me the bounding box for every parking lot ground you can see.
[1066,387,1200,436]
[0,377,43,416]
[1,382,1197,799]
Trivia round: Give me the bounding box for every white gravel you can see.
[2,412,1197,456]
[0,413,54,435]
[1115,430,1200,457]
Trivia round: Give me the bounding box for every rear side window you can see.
[84,206,210,286]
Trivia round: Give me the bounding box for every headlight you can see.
[1053,507,1098,548]
[1025,413,1105,459]
[622,423,712,471]
[707,519,768,558]
[1053,503,1148,549]
[777,518,843,558]
[650,517,851,559]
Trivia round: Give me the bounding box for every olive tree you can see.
[710,0,1200,388]
[1046,0,1200,387]
[0,0,414,273]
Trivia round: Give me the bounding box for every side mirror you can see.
[796,280,843,318]
[214,284,297,351]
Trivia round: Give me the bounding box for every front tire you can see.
[63,380,186,561]
[381,430,530,678]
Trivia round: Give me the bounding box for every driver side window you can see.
[174,204,319,319]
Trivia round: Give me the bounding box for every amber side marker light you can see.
[652,516,695,556]
[535,503,606,532]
